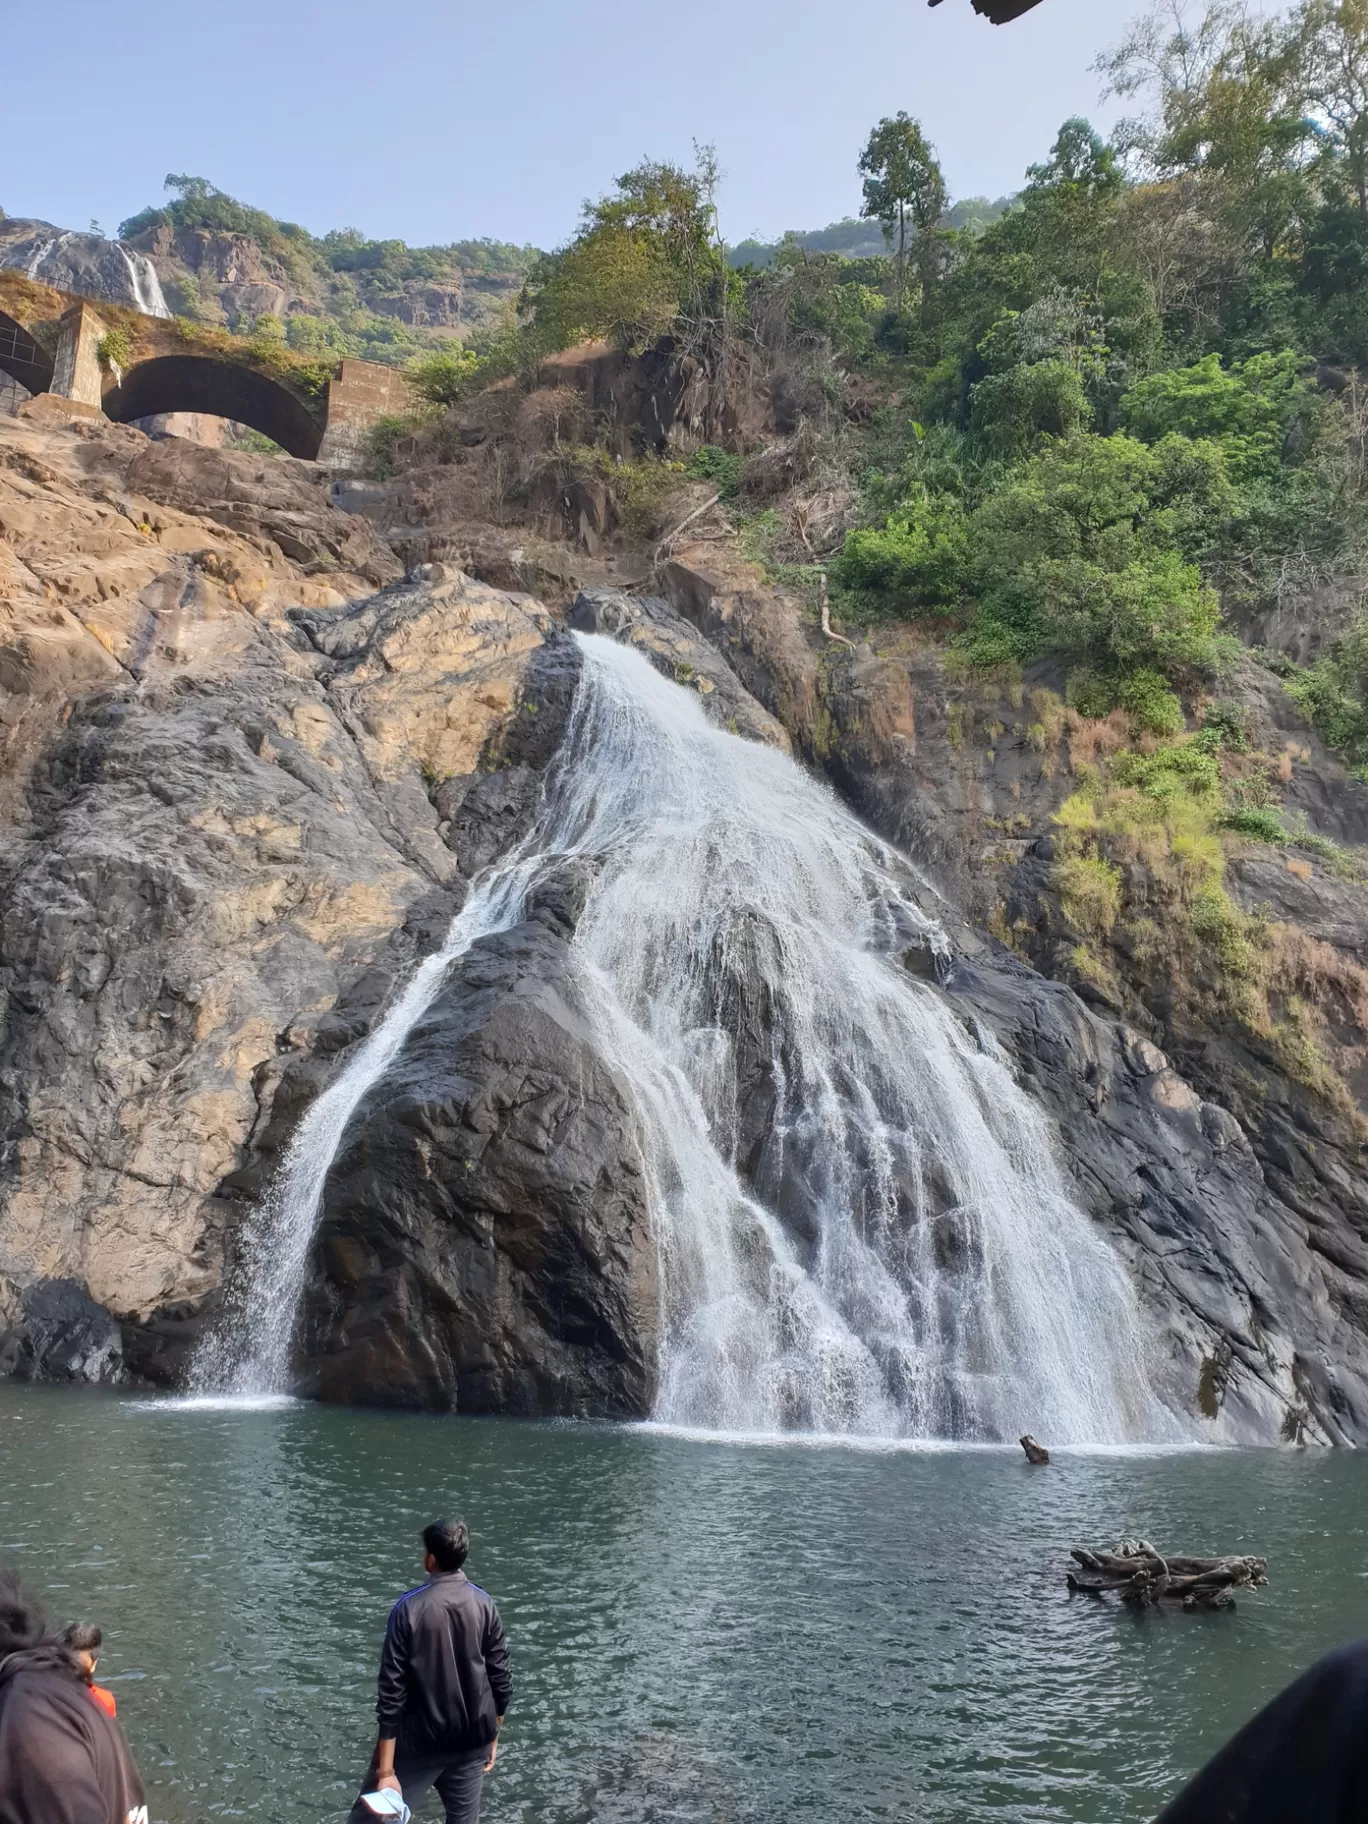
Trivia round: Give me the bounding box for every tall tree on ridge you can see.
[858,113,948,316]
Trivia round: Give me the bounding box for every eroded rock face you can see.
[0,415,589,1390]
[942,954,1368,1443]
[6,408,1368,1442]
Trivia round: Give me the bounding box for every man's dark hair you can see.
[0,1570,49,1657]
[63,1623,102,1654]
[422,1518,469,1573]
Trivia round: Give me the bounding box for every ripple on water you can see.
[1,1384,1366,1824]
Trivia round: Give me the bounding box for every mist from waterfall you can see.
[195,633,1184,1444]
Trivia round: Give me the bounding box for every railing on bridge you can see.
[0,321,50,376]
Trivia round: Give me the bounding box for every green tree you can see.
[970,431,1229,694]
[1098,3,1311,259]
[1297,0,1368,214]
[405,345,482,406]
[858,113,947,313]
[522,152,726,358]
[1119,348,1308,478]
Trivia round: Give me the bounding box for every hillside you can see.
[727,197,1013,268]
[6,1,1368,1447]
[0,176,538,371]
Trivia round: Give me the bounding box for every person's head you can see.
[0,1570,49,1657]
[62,1622,102,1678]
[422,1518,470,1575]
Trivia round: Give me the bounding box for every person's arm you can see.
[371,1602,411,1792]
[482,1601,512,1772]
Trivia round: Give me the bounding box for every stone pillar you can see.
[51,301,109,409]
[317,358,416,469]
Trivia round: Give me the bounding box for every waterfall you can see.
[116,245,171,319]
[16,228,170,318]
[194,633,1183,1444]
[23,232,68,280]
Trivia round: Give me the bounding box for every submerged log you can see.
[1066,1540,1267,1611]
[1020,1434,1051,1465]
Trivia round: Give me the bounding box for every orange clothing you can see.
[87,1682,117,1718]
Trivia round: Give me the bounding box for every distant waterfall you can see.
[116,245,171,318]
[15,228,170,318]
[194,634,1182,1444]
[23,232,69,280]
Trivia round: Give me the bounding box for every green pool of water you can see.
[1,1383,1365,1823]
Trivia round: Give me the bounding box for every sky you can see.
[9,0,1154,252]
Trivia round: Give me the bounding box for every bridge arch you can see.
[101,355,323,459]
[0,310,55,398]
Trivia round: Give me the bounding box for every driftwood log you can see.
[1067,1538,1268,1611]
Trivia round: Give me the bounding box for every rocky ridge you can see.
[0,216,524,343]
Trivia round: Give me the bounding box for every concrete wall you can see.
[317,359,416,469]
[51,302,108,408]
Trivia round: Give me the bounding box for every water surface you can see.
[2,1384,1364,1823]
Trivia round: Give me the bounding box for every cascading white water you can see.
[23,233,69,280]
[115,245,171,319]
[195,633,1184,1443]
[19,229,170,318]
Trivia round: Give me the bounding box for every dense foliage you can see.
[778,2,1368,748]
[500,5,1368,748]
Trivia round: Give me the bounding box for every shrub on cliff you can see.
[520,153,729,360]
[1285,615,1368,775]
[969,433,1230,687]
[830,494,971,616]
[405,346,482,407]
[1119,352,1312,483]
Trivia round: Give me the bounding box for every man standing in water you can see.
[349,1519,511,1824]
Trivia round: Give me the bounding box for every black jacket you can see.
[0,1647,146,1824]
[1155,1638,1368,1823]
[376,1570,511,1758]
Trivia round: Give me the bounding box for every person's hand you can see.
[376,1772,403,1795]
[483,1737,499,1774]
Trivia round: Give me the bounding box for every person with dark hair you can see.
[1154,1636,1368,1821]
[63,1623,118,1719]
[0,1571,146,1824]
[348,1517,511,1824]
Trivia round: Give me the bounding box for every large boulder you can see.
[297,873,659,1415]
[0,1276,124,1384]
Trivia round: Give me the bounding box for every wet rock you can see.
[296,914,658,1415]
[943,955,1368,1444]
[0,1277,124,1383]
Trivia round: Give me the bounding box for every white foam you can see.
[126,1393,302,1414]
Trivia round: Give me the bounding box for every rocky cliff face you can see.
[3,410,1368,1442]
[0,215,519,349]
[0,220,170,316]
[0,413,612,1396]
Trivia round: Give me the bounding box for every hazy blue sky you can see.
[11,0,1148,250]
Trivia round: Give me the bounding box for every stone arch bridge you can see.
[0,277,413,467]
